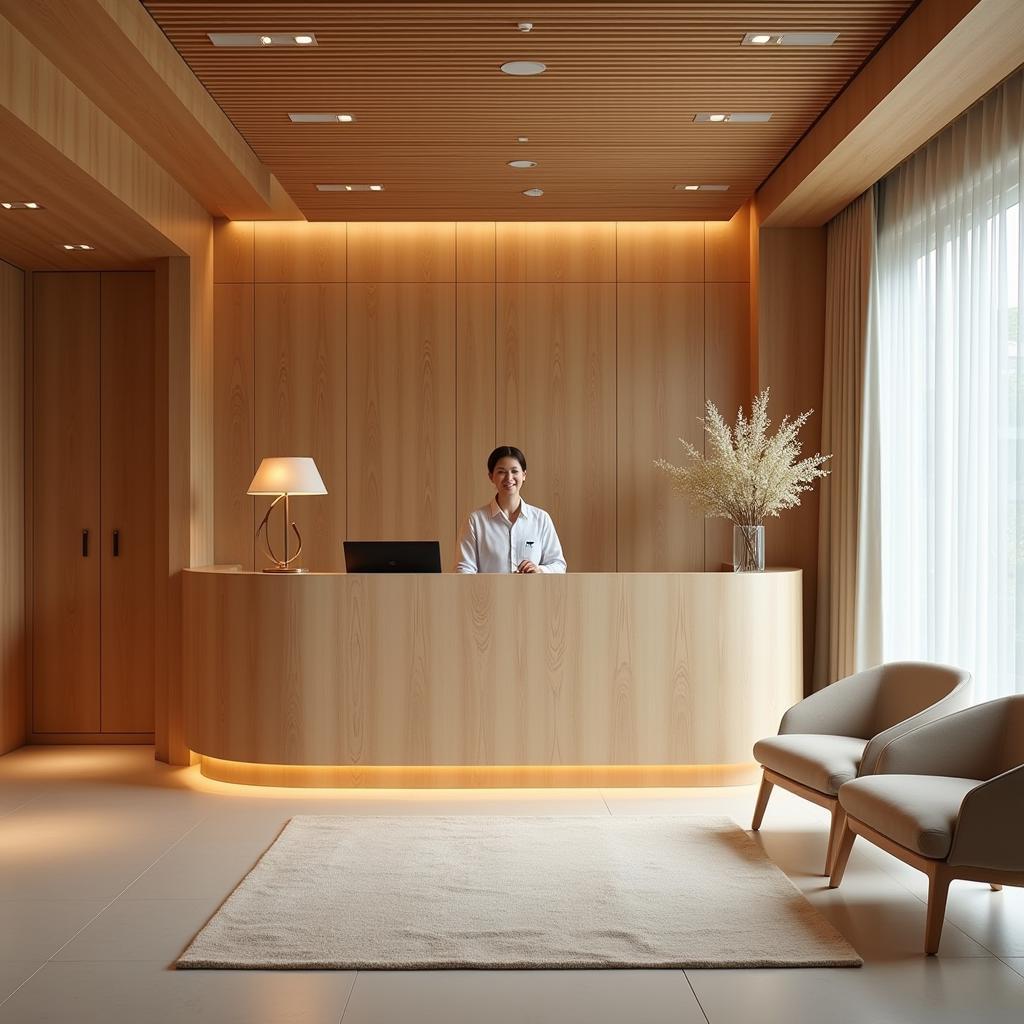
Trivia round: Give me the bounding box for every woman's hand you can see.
[516,560,539,574]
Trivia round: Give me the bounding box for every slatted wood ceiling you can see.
[141,2,915,221]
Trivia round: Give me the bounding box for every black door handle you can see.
[113,529,120,557]
[82,529,89,557]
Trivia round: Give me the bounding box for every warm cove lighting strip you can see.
[197,756,760,789]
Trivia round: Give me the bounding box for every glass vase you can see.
[732,523,765,572]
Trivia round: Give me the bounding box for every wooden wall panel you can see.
[32,273,101,733]
[456,222,496,283]
[213,219,254,283]
[253,221,346,283]
[496,223,616,283]
[759,227,827,690]
[704,283,752,571]
[254,284,347,573]
[348,223,456,283]
[706,201,751,283]
[497,284,617,571]
[213,283,254,569]
[0,260,25,754]
[212,220,758,583]
[347,284,457,567]
[617,284,705,572]
[456,283,497,534]
[617,223,705,283]
[100,272,155,733]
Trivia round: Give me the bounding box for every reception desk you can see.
[183,568,802,787]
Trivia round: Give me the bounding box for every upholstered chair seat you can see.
[830,694,1024,954]
[752,735,867,795]
[838,775,981,859]
[751,662,972,874]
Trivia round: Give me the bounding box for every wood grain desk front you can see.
[183,568,802,787]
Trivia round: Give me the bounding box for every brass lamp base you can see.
[262,566,309,574]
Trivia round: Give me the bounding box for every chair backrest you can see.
[994,694,1024,777]
[868,662,972,735]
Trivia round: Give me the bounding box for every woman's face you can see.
[490,456,526,500]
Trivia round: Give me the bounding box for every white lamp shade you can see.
[247,457,327,495]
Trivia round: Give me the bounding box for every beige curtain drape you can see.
[813,188,883,689]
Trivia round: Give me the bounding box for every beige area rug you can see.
[177,816,861,970]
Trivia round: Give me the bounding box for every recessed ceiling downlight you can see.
[523,188,544,197]
[316,184,383,192]
[508,159,538,168]
[500,61,547,76]
[289,113,356,123]
[208,32,318,47]
[695,112,772,123]
[741,31,839,46]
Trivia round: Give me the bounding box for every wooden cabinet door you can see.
[32,273,101,733]
[100,273,155,733]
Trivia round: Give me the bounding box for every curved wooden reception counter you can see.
[183,568,802,788]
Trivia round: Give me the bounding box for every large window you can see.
[873,70,1023,699]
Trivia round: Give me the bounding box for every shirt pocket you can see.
[519,538,538,564]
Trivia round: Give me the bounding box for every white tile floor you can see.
[0,746,1021,1023]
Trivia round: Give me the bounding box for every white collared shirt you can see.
[455,498,567,574]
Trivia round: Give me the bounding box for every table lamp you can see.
[248,457,327,573]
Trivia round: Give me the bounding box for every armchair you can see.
[751,662,972,874]
[829,695,1024,954]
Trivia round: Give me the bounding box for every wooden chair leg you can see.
[824,806,846,876]
[827,818,857,889]
[990,883,1003,892]
[750,771,774,831]
[925,866,953,956]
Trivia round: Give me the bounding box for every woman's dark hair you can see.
[487,445,527,474]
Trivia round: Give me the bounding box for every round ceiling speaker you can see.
[500,61,547,76]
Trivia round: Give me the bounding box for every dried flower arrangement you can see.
[655,389,831,526]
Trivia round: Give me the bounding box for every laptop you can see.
[343,540,443,574]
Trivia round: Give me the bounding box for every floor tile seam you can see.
[997,955,1024,979]
[0,795,43,820]
[681,969,712,1024]
[0,963,46,1010]
[337,970,361,1023]
[39,817,209,966]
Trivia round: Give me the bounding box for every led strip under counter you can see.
[197,757,760,789]
[183,568,803,788]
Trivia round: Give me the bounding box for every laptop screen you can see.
[343,540,442,574]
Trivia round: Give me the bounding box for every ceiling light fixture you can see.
[523,188,544,197]
[316,184,384,192]
[675,184,730,192]
[61,243,94,250]
[1,201,43,209]
[208,32,318,47]
[288,113,356,123]
[517,22,534,32]
[508,159,538,168]
[741,31,839,46]
[500,61,546,76]
[695,112,772,123]
[517,136,529,143]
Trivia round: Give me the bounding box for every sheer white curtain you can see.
[873,68,1024,700]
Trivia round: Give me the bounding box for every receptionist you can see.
[454,446,567,574]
